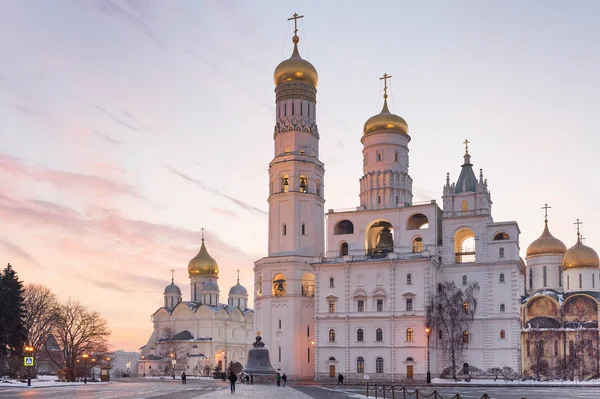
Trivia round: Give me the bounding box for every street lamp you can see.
[92,358,97,380]
[82,354,89,384]
[425,327,431,384]
[24,345,34,387]
[170,353,176,379]
[141,355,145,377]
[106,357,111,382]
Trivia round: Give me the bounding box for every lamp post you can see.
[425,327,431,384]
[106,357,111,382]
[25,345,34,387]
[170,353,176,379]
[82,354,89,384]
[92,358,97,380]
[141,355,145,377]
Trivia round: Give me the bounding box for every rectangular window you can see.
[283,224,287,236]
[308,104,310,118]
[279,346,281,362]
[377,299,383,312]
[329,301,335,313]
[376,151,382,162]
[308,347,310,363]
[358,300,364,312]
[594,274,596,289]
[543,266,547,287]
[394,151,399,162]
[307,326,310,337]
[292,102,295,115]
[527,340,530,357]
[378,196,381,205]
[284,103,287,116]
[406,298,413,312]
[396,195,399,204]
[579,273,583,289]
[302,223,306,235]
[559,265,562,287]
[300,103,303,116]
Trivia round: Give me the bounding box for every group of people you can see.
[275,372,288,386]
[181,370,296,393]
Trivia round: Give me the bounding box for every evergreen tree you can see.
[0,263,27,357]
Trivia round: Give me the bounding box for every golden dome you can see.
[188,239,219,277]
[561,236,600,270]
[526,221,567,258]
[363,98,409,136]
[273,35,318,88]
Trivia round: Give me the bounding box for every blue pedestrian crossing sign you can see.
[24,357,34,367]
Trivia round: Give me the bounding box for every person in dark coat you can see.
[228,371,238,393]
[338,373,344,385]
[181,372,187,384]
[276,372,281,386]
[282,373,287,386]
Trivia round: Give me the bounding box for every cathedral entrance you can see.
[329,365,335,377]
[406,365,413,378]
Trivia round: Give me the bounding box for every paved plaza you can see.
[2,378,600,398]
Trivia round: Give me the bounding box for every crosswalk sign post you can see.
[24,357,34,366]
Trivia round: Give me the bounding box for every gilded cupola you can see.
[562,232,600,270]
[526,221,567,258]
[273,14,318,88]
[188,237,219,277]
[363,73,409,137]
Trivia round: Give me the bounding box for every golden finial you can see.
[237,269,240,284]
[574,218,583,241]
[463,139,470,155]
[288,12,304,37]
[541,203,551,223]
[379,73,392,99]
[171,269,175,284]
[256,331,261,336]
[201,227,205,241]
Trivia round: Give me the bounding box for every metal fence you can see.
[365,383,506,399]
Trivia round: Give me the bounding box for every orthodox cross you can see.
[237,269,240,284]
[581,235,586,243]
[463,139,470,154]
[541,203,551,222]
[288,13,304,36]
[171,269,175,284]
[380,73,392,98]
[201,227,205,240]
[574,219,583,239]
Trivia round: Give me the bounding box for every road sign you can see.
[24,357,34,367]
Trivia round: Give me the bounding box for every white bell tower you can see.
[254,13,323,379]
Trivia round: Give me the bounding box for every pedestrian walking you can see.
[228,371,237,393]
[338,373,344,385]
[245,374,250,384]
[250,373,254,385]
[181,372,187,384]
[276,372,281,387]
[282,373,287,386]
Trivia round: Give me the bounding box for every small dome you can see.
[229,284,248,296]
[273,36,318,88]
[363,99,409,136]
[526,221,567,258]
[562,236,600,270]
[202,280,219,292]
[164,283,181,295]
[188,239,218,277]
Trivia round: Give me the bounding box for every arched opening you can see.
[366,220,394,255]
[499,273,505,283]
[500,330,506,339]
[302,273,315,297]
[357,329,364,342]
[329,329,336,342]
[340,242,349,256]
[500,304,505,312]
[329,277,335,288]
[454,227,476,263]
[256,275,262,298]
[316,178,321,196]
[357,357,364,373]
[281,175,289,193]
[406,213,429,230]
[334,220,354,235]
[412,236,423,253]
[299,175,308,193]
[376,328,383,342]
[494,232,510,240]
[407,273,412,285]
[272,273,286,297]
[376,357,384,373]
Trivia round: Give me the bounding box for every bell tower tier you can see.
[255,13,322,380]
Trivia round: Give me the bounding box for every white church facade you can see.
[254,15,524,381]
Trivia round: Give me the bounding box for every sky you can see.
[1,1,599,352]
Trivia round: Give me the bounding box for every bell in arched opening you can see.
[374,226,394,254]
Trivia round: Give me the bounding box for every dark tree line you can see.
[0,263,27,375]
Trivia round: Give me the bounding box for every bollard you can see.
[402,386,407,399]
[415,388,419,399]
[383,384,386,399]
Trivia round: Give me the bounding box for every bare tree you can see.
[50,300,110,381]
[23,284,59,352]
[426,280,480,380]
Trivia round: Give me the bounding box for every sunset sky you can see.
[1,1,599,351]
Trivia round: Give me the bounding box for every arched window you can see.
[500,330,506,339]
[407,214,429,230]
[500,304,505,312]
[412,237,423,253]
[281,175,289,193]
[340,242,348,256]
[334,220,354,235]
[376,357,384,373]
[278,319,281,329]
[463,331,469,344]
[406,328,414,342]
[462,275,468,285]
[273,273,286,296]
[329,277,335,288]
[543,266,547,287]
[494,232,509,240]
[406,273,412,285]
[499,273,505,283]
[376,328,383,342]
[329,329,336,342]
[455,227,475,263]
[357,357,364,373]
[301,273,315,297]
[357,329,364,342]
[298,175,308,193]
[461,200,468,212]
[302,222,306,235]
[499,247,505,258]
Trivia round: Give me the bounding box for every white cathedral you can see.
[253,16,523,381]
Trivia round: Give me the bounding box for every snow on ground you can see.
[0,375,110,389]
[431,377,600,386]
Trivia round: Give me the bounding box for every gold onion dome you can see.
[188,238,219,277]
[273,35,318,88]
[363,98,409,136]
[526,221,567,258]
[561,235,600,270]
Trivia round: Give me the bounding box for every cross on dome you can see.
[574,218,583,240]
[201,227,205,241]
[541,203,551,222]
[237,269,240,284]
[463,139,470,155]
[380,73,392,99]
[288,12,304,36]
[171,268,175,284]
